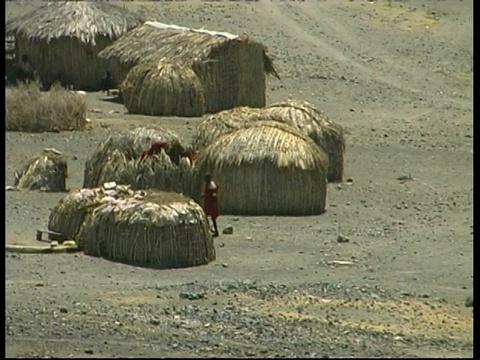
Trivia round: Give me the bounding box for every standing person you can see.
[17,54,35,83]
[201,174,220,237]
[101,71,115,95]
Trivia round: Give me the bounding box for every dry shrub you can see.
[194,121,328,216]
[121,58,205,117]
[14,148,68,192]
[5,82,87,132]
[48,185,215,269]
[83,126,194,196]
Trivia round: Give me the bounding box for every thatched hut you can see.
[5,2,142,90]
[121,58,205,117]
[194,121,329,216]
[48,185,215,269]
[192,106,268,150]
[193,101,346,182]
[264,100,346,182]
[83,126,194,196]
[98,21,280,113]
[14,148,68,192]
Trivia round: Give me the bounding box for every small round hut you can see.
[83,126,193,196]
[5,2,142,90]
[49,185,215,269]
[14,148,68,192]
[192,106,267,150]
[121,58,205,117]
[194,121,329,216]
[264,100,346,183]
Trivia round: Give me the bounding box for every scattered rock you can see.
[465,295,473,307]
[222,226,233,235]
[179,292,205,300]
[59,307,68,314]
[221,263,229,268]
[5,186,18,191]
[84,349,94,355]
[150,316,161,325]
[245,236,253,241]
[337,234,350,243]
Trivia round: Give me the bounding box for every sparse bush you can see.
[5,82,87,132]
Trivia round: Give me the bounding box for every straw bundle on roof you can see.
[98,21,280,113]
[192,106,269,150]
[83,126,194,196]
[81,190,215,269]
[6,2,142,90]
[48,186,132,247]
[48,185,215,269]
[263,100,346,182]
[194,121,329,216]
[14,148,68,192]
[121,59,205,117]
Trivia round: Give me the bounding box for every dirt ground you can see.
[5,1,473,358]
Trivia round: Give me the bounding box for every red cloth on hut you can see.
[140,140,167,159]
[203,180,220,219]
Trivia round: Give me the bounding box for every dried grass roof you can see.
[6,2,143,46]
[98,21,279,78]
[196,121,329,172]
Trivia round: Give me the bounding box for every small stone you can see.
[222,226,233,235]
[465,295,473,307]
[84,349,94,355]
[35,282,44,287]
[245,236,253,241]
[337,234,350,243]
[59,307,68,314]
[233,217,240,221]
[150,317,161,325]
[221,263,229,268]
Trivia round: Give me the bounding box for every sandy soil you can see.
[5,1,473,358]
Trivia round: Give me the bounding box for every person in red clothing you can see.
[201,174,220,237]
[181,148,196,167]
[139,140,168,163]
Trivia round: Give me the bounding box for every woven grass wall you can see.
[16,35,114,90]
[121,60,205,117]
[193,122,328,216]
[83,126,194,196]
[80,191,215,269]
[193,41,267,113]
[15,148,68,192]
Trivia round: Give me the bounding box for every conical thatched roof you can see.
[83,126,193,196]
[98,21,279,78]
[194,121,329,216]
[6,2,143,46]
[121,58,205,117]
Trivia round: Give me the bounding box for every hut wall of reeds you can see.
[83,126,194,197]
[6,2,142,90]
[15,148,68,192]
[99,21,280,114]
[121,59,205,117]
[193,121,329,216]
[49,186,215,269]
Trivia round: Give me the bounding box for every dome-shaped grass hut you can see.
[192,100,345,182]
[98,21,280,114]
[14,148,68,192]
[121,58,205,117]
[194,121,329,216]
[264,100,346,183]
[192,106,267,150]
[48,185,215,269]
[6,2,142,90]
[83,126,194,196]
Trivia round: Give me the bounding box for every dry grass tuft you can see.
[83,126,194,196]
[14,148,68,192]
[6,82,87,132]
[194,121,328,216]
[121,59,205,117]
[48,185,215,269]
